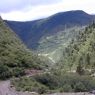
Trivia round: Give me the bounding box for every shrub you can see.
[60,84,73,92]
[34,73,59,89]
[74,82,86,92]
[11,77,49,94]
[11,72,95,93]
[0,65,12,79]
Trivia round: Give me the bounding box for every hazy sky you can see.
[0,0,95,21]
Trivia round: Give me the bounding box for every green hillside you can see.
[0,17,44,80]
[57,23,95,74]
[37,26,84,62]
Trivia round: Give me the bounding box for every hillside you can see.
[5,10,95,49]
[0,17,44,79]
[10,22,95,93]
[57,23,95,73]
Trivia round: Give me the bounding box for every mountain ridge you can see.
[5,10,95,49]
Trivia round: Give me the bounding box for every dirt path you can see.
[0,80,38,95]
[0,70,42,95]
[0,80,18,95]
[0,80,10,95]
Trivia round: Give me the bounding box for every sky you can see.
[0,0,95,21]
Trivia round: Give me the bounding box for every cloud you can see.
[0,0,62,13]
[1,3,62,21]
[61,0,95,13]
[1,0,95,21]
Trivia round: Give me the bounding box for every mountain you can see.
[0,16,44,79]
[5,10,95,62]
[5,10,95,50]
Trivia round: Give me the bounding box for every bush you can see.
[11,77,49,94]
[0,65,12,79]
[34,73,59,89]
[11,72,95,93]
[74,82,86,92]
[60,84,73,92]
[12,67,25,77]
[34,73,95,92]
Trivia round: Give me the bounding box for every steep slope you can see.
[58,23,95,73]
[0,17,44,79]
[5,10,95,49]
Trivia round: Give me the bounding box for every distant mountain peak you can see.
[66,10,89,15]
[50,10,89,18]
[65,10,88,13]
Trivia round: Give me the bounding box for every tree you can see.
[76,63,84,75]
[86,53,90,65]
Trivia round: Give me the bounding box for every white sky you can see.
[0,0,95,21]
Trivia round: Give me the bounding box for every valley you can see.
[0,10,95,95]
[6,10,95,63]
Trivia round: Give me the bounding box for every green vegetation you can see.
[57,23,95,73]
[11,23,95,94]
[0,17,45,80]
[1,14,95,94]
[37,27,84,62]
[12,72,95,94]
[11,77,48,94]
